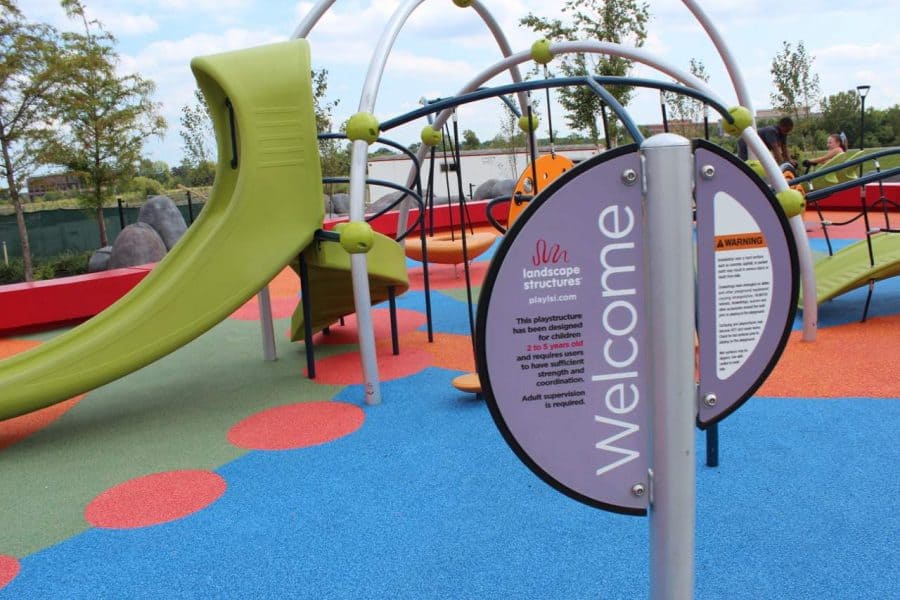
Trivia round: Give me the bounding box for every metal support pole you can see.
[388,286,399,355]
[642,134,696,600]
[257,286,277,361]
[705,423,719,467]
[117,198,126,230]
[186,190,194,224]
[299,253,316,379]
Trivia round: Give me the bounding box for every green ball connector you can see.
[776,188,805,218]
[452,0,474,6]
[723,106,753,136]
[531,39,553,65]
[338,221,375,254]
[420,126,442,147]
[346,112,380,144]
[746,159,767,180]
[518,114,538,133]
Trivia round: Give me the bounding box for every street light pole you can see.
[857,85,870,151]
[856,85,870,179]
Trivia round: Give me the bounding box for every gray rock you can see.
[88,246,113,273]
[137,195,187,250]
[367,190,407,215]
[490,179,516,199]
[108,222,167,269]
[326,193,350,215]
[473,179,498,201]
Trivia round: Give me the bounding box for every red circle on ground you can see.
[306,346,433,384]
[228,401,365,450]
[84,470,226,529]
[0,555,20,590]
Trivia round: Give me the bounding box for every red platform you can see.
[811,182,900,211]
[0,200,506,336]
[0,265,153,336]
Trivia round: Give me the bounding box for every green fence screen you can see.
[0,203,203,259]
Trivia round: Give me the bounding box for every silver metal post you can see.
[642,134,696,600]
[257,286,277,362]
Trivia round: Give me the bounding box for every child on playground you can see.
[802,133,847,168]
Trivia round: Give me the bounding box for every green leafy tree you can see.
[43,0,165,246]
[664,58,709,137]
[879,105,900,147]
[179,88,214,169]
[311,68,349,180]
[819,90,860,147]
[492,102,526,178]
[0,0,66,280]
[136,158,171,187]
[520,0,650,147]
[461,129,480,150]
[770,40,820,150]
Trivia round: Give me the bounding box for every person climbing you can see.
[737,116,796,169]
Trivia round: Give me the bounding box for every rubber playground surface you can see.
[1,209,899,598]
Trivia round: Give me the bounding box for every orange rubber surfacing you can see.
[0,338,86,448]
[507,154,574,225]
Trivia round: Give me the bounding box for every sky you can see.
[15,0,900,167]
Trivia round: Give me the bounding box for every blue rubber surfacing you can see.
[3,366,898,599]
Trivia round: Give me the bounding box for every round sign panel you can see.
[476,146,649,516]
[694,140,799,427]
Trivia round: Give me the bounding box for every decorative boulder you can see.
[490,179,516,199]
[367,190,406,215]
[326,193,350,215]
[137,195,187,250]
[107,222,167,269]
[473,179,498,201]
[88,246,113,273]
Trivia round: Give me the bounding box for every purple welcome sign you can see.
[695,142,799,427]
[476,147,649,515]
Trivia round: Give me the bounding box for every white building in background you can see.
[365,144,602,200]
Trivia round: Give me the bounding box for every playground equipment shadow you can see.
[1,221,899,599]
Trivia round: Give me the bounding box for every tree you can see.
[664,58,709,138]
[179,88,214,169]
[770,41,820,150]
[520,0,650,146]
[0,0,66,280]
[43,0,165,247]
[310,68,351,182]
[819,90,860,146]
[461,129,480,150]
[136,157,171,187]
[493,102,526,178]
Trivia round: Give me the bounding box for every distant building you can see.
[26,172,86,199]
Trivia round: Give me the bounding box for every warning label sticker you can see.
[715,233,767,251]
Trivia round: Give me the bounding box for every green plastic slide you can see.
[0,39,324,421]
[811,232,900,304]
[290,225,409,341]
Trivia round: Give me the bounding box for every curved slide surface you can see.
[0,40,324,421]
[290,227,409,341]
[813,232,900,304]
